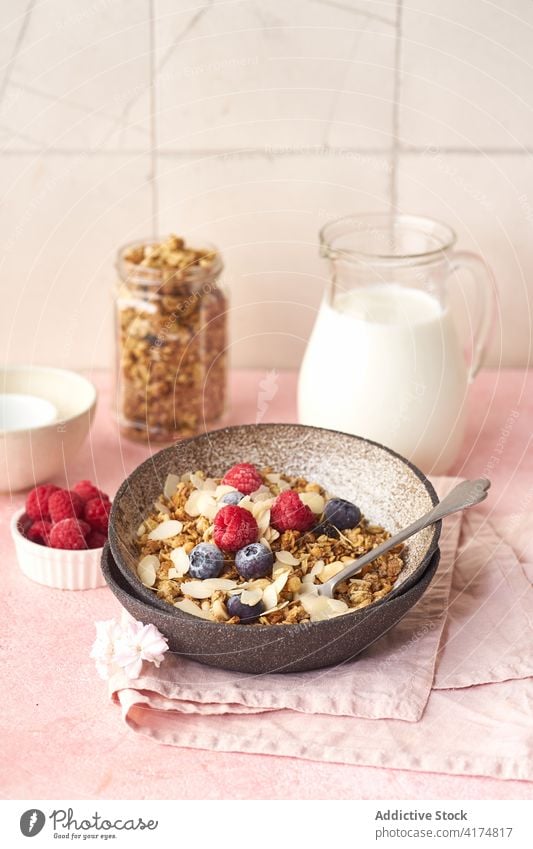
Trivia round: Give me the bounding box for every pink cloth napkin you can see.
[109,480,533,781]
[435,512,533,689]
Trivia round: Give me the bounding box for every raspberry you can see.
[222,463,263,495]
[73,480,110,504]
[86,529,107,549]
[26,520,53,546]
[270,490,315,533]
[48,489,84,523]
[84,497,111,533]
[25,484,59,521]
[49,518,90,550]
[213,505,258,552]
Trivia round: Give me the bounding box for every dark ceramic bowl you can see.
[102,542,440,673]
[106,424,441,673]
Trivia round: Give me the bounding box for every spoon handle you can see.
[318,478,490,598]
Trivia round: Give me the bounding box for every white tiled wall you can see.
[1,0,532,370]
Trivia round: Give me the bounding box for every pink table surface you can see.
[1,368,532,800]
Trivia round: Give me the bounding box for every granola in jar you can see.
[115,235,227,442]
[135,463,405,625]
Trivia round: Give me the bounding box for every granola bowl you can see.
[107,424,441,673]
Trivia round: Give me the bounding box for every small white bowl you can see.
[0,366,97,492]
[11,509,106,590]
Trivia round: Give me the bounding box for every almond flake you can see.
[184,489,203,516]
[227,584,249,595]
[181,578,237,599]
[259,536,271,550]
[136,522,145,537]
[300,595,349,622]
[153,498,170,515]
[239,588,263,606]
[327,598,350,615]
[190,472,205,490]
[238,497,255,514]
[170,547,190,576]
[262,583,278,610]
[310,560,325,577]
[196,491,217,520]
[163,473,180,499]
[264,527,280,543]
[137,555,159,587]
[274,571,290,593]
[148,519,183,540]
[251,499,273,518]
[168,567,178,579]
[298,581,319,596]
[174,598,214,620]
[215,484,237,498]
[299,595,327,620]
[266,473,281,483]
[250,486,271,502]
[299,491,325,514]
[275,550,300,567]
[257,510,271,536]
[319,561,346,583]
[246,578,270,591]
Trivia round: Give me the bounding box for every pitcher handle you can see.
[449,250,495,382]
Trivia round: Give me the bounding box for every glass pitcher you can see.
[297,214,494,475]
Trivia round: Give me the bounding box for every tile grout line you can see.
[148,0,159,239]
[311,0,395,28]
[0,0,36,107]
[157,0,214,76]
[2,146,533,157]
[389,0,403,215]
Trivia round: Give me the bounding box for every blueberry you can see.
[226,594,264,623]
[234,542,274,579]
[219,490,244,506]
[312,521,339,539]
[323,498,362,530]
[188,543,224,579]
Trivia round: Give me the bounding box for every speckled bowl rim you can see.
[109,423,441,632]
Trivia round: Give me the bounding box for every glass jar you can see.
[115,235,227,442]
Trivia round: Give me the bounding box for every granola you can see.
[115,235,227,443]
[135,465,404,625]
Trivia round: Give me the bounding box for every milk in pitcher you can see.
[298,283,469,474]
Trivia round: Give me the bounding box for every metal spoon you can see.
[317,478,491,599]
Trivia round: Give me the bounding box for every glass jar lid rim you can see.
[116,236,223,280]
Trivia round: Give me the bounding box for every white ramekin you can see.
[0,366,97,492]
[11,508,106,590]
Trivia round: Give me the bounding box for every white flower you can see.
[90,619,122,680]
[90,618,169,681]
[113,620,169,680]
